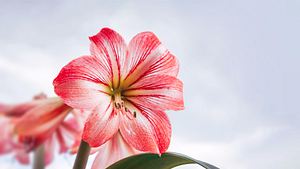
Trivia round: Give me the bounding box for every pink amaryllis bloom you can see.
[0,95,83,165]
[0,93,48,164]
[53,28,184,157]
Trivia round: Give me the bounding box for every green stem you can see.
[73,140,91,169]
[33,144,45,169]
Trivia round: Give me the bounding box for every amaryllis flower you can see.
[0,94,83,165]
[53,28,184,156]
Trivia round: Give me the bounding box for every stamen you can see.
[112,89,137,119]
[114,102,122,109]
[113,91,124,110]
[122,106,137,119]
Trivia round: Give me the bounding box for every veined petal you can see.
[124,75,184,111]
[82,98,120,147]
[15,98,70,137]
[119,102,171,154]
[53,55,112,110]
[141,109,171,154]
[89,28,128,89]
[92,132,140,169]
[122,32,179,88]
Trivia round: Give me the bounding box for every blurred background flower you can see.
[0,93,83,167]
[0,0,299,169]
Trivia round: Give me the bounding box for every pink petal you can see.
[89,28,128,89]
[119,102,171,154]
[56,117,82,153]
[92,132,140,169]
[142,109,171,153]
[61,117,83,139]
[15,149,30,165]
[0,118,14,154]
[124,75,184,111]
[122,32,179,88]
[53,55,112,110]
[15,98,70,137]
[65,112,90,154]
[82,98,120,147]
[70,109,89,129]
[44,136,55,165]
[55,127,68,153]
[0,101,41,117]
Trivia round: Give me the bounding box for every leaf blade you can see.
[107,152,219,169]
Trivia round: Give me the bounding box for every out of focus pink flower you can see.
[53,28,184,168]
[0,94,83,165]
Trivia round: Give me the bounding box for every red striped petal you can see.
[89,28,128,89]
[122,32,179,88]
[44,136,55,165]
[139,109,171,154]
[53,55,112,110]
[82,98,120,147]
[124,75,184,111]
[119,102,171,154]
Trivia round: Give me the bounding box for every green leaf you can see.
[107,152,219,169]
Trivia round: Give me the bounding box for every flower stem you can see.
[73,140,91,169]
[33,144,45,169]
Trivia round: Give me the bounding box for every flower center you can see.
[111,88,136,119]
[113,90,124,110]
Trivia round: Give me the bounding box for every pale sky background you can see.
[0,0,299,169]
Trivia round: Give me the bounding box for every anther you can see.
[114,102,122,109]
